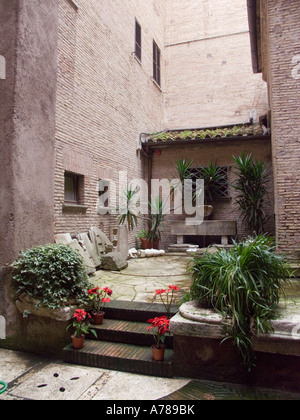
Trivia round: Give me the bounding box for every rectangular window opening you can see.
[64,172,84,204]
[135,19,142,62]
[153,40,161,86]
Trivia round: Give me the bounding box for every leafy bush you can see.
[189,235,292,371]
[12,244,91,310]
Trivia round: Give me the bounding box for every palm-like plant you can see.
[147,196,166,242]
[232,153,270,235]
[118,186,139,231]
[189,235,292,371]
[198,163,227,205]
[175,158,193,183]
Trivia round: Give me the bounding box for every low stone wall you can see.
[170,301,300,393]
[0,268,72,357]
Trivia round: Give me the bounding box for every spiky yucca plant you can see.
[232,153,270,235]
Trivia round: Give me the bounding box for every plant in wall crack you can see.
[232,153,270,235]
[189,235,292,371]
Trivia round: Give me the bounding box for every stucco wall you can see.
[0,0,58,267]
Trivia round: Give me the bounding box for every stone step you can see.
[63,340,174,378]
[103,300,179,322]
[88,319,173,348]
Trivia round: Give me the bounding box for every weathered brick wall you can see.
[54,0,166,244]
[150,138,274,249]
[164,0,269,129]
[264,0,300,260]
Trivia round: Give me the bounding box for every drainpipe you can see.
[247,0,260,74]
[146,144,153,207]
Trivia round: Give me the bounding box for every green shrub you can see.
[12,244,91,310]
[232,153,270,235]
[189,235,292,371]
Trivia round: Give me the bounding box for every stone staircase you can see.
[63,301,178,378]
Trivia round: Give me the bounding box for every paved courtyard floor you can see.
[91,255,192,303]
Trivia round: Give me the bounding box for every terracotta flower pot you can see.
[151,345,166,361]
[93,311,105,325]
[71,335,85,350]
[141,238,149,250]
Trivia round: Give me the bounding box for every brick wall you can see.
[54,0,166,244]
[265,0,300,260]
[164,0,269,129]
[150,138,274,249]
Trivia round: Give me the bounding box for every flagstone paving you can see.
[91,256,192,303]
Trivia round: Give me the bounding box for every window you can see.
[135,19,142,62]
[64,172,84,204]
[190,166,230,200]
[153,41,161,86]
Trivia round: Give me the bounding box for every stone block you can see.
[89,227,114,256]
[77,233,101,268]
[102,252,128,271]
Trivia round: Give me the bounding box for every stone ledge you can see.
[170,301,300,357]
[15,294,75,322]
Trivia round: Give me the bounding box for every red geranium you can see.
[67,309,96,339]
[88,286,113,314]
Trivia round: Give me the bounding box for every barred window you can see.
[190,166,230,200]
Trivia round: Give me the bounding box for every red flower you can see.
[74,309,87,322]
[103,287,113,296]
[168,285,180,292]
[155,289,167,296]
[147,316,170,335]
[101,298,111,303]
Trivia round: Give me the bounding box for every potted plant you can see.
[232,153,270,235]
[189,235,292,371]
[137,229,149,250]
[147,316,170,361]
[67,309,97,350]
[88,287,113,325]
[147,197,166,249]
[175,159,226,219]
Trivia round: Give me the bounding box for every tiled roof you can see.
[146,124,268,144]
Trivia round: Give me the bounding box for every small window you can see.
[190,167,230,200]
[64,172,83,204]
[135,20,142,62]
[153,41,161,86]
